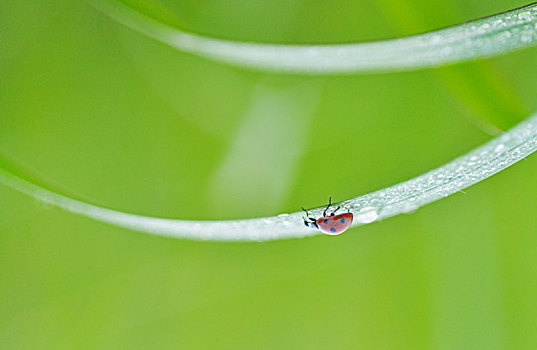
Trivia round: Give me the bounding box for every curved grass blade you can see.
[2,111,537,241]
[90,0,537,74]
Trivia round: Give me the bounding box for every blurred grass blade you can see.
[90,0,537,74]
[2,111,537,241]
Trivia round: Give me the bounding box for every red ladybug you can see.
[302,197,353,235]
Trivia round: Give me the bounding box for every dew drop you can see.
[518,12,531,20]
[356,206,379,224]
[402,203,419,214]
[494,144,506,153]
[492,19,504,27]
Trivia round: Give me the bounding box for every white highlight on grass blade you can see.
[90,0,537,74]
[2,112,537,241]
[209,82,320,214]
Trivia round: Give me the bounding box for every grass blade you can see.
[90,0,537,74]
[2,110,537,241]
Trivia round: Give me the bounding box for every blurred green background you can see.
[2,0,537,348]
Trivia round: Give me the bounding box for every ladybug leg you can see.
[304,220,319,229]
[302,207,319,229]
[330,206,340,216]
[302,207,317,222]
[323,197,332,217]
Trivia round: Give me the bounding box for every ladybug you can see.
[302,197,353,235]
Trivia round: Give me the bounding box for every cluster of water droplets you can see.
[327,116,537,229]
[91,0,537,73]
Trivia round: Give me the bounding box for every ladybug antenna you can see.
[330,206,340,216]
[323,197,332,217]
